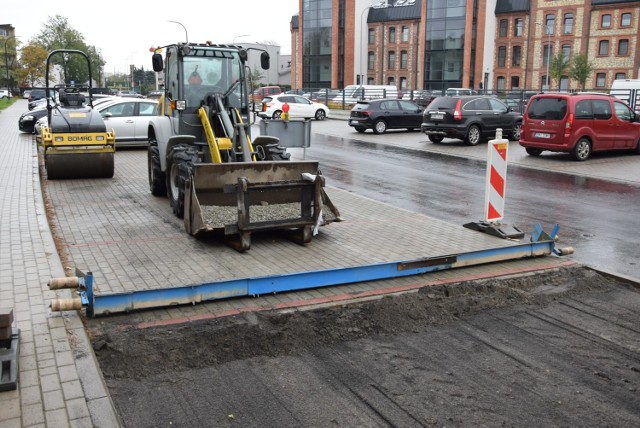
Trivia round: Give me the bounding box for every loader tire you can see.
[167,144,199,218]
[254,141,291,161]
[148,144,167,196]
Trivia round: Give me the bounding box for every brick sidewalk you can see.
[0,100,119,427]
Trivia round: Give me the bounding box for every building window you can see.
[618,39,629,55]
[615,72,626,80]
[621,13,631,27]
[543,44,552,66]
[511,76,520,89]
[400,50,407,69]
[388,51,396,69]
[499,19,508,37]
[497,76,505,91]
[389,27,396,43]
[563,13,573,34]
[367,77,374,85]
[368,28,375,44]
[400,76,407,90]
[541,76,549,90]
[546,14,555,34]
[559,76,569,91]
[514,18,523,36]
[368,52,374,70]
[498,46,506,67]
[599,40,609,56]
[596,73,606,87]
[562,44,571,61]
[388,77,395,86]
[601,14,611,28]
[401,26,409,42]
[512,46,521,66]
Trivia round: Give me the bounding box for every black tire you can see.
[428,135,444,143]
[253,141,291,161]
[166,144,199,218]
[148,143,166,196]
[509,122,522,141]
[355,127,366,133]
[315,109,326,120]
[373,119,387,134]
[635,139,640,154]
[525,147,543,156]
[272,110,282,119]
[465,124,481,146]
[571,138,591,161]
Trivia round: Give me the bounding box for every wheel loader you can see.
[40,49,116,179]
[147,41,340,251]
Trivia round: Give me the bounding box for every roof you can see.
[494,0,530,14]
[368,0,422,23]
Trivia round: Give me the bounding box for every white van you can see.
[610,79,640,112]
[332,85,399,104]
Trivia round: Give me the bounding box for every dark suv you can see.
[421,95,522,145]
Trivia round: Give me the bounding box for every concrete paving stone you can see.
[0,418,21,428]
[39,373,61,394]
[65,397,91,420]
[57,364,80,384]
[45,408,69,427]
[36,356,56,370]
[19,369,40,389]
[21,402,45,426]
[69,416,93,428]
[0,396,21,420]
[19,385,42,407]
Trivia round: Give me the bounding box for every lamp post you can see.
[168,20,189,45]
[359,6,371,87]
[4,35,16,98]
[233,34,251,44]
[537,22,552,90]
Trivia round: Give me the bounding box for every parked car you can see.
[348,98,423,134]
[421,95,522,145]
[519,92,640,161]
[22,90,32,99]
[0,89,11,98]
[251,86,282,103]
[445,88,477,96]
[33,98,157,147]
[308,89,342,103]
[19,105,49,133]
[117,90,143,98]
[259,94,329,120]
[28,88,48,103]
[403,90,439,107]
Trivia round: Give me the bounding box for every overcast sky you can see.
[6,0,299,74]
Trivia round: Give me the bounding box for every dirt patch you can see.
[92,265,614,380]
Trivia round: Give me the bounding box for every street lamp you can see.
[4,35,16,98]
[233,34,251,44]
[537,22,552,90]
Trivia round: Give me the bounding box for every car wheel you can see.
[373,120,387,134]
[315,109,326,121]
[635,139,640,154]
[510,122,522,141]
[571,138,591,161]
[465,124,481,145]
[355,127,366,133]
[428,135,444,143]
[525,147,543,156]
[272,110,282,119]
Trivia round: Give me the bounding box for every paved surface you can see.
[0,99,636,426]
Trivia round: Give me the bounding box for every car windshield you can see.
[183,51,243,98]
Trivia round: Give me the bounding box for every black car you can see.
[18,106,49,133]
[348,98,424,134]
[421,95,522,145]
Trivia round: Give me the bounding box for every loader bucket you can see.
[184,161,341,251]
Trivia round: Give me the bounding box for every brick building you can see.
[290,0,640,92]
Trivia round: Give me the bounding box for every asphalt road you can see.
[286,126,640,279]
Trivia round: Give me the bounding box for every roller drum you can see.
[45,153,114,180]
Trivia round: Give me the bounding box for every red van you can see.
[520,92,640,160]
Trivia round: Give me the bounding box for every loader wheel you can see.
[253,141,291,161]
[148,144,166,196]
[167,144,199,218]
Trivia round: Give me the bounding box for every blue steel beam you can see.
[89,237,557,316]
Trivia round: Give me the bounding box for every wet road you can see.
[293,133,640,279]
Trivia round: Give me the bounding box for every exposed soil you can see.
[90,266,640,427]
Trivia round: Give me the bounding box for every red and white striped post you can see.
[484,128,508,222]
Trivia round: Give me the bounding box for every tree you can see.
[16,42,49,87]
[550,52,569,90]
[248,67,264,90]
[569,53,594,91]
[34,15,104,86]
